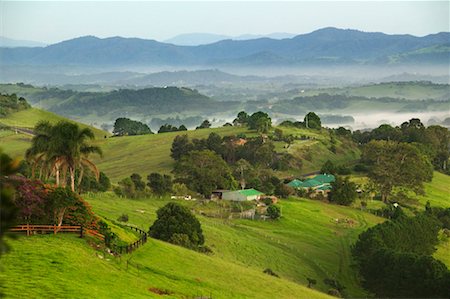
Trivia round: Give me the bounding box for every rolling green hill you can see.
[0,233,333,299]
[0,107,108,158]
[0,106,360,182]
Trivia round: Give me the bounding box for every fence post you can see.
[80,226,83,238]
[54,224,56,235]
[26,223,30,236]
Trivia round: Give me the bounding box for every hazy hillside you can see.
[1,28,448,67]
[0,84,240,125]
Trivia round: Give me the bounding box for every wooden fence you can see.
[11,223,148,255]
[109,225,148,255]
[10,224,83,236]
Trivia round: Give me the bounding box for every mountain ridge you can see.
[1,27,448,67]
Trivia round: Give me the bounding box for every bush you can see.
[263,268,279,278]
[267,205,281,219]
[149,202,204,248]
[117,214,129,222]
[329,176,357,206]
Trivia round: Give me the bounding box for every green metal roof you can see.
[312,174,335,184]
[302,179,323,188]
[238,189,264,196]
[287,179,303,188]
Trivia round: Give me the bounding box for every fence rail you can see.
[10,224,83,236]
[110,225,148,255]
[11,223,147,255]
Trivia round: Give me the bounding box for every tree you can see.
[46,187,78,227]
[246,112,270,132]
[158,123,178,133]
[112,117,153,136]
[425,125,449,171]
[116,177,136,198]
[233,111,249,126]
[178,124,187,131]
[371,124,401,141]
[304,112,321,129]
[130,173,145,191]
[329,176,357,206]
[248,112,272,133]
[321,160,337,175]
[267,205,281,219]
[274,183,294,198]
[149,202,204,247]
[27,121,102,192]
[173,150,236,197]
[170,135,193,161]
[274,128,284,140]
[196,119,211,129]
[206,132,223,155]
[362,140,433,202]
[0,150,19,256]
[147,173,173,196]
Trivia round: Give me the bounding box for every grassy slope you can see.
[417,171,450,208]
[0,107,108,137]
[83,193,382,297]
[0,234,331,299]
[279,126,360,175]
[91,126,250,182]
[0,107,357,182]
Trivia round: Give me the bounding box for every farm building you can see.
[286,174,336,191]
[313,174,335,184]
[222,189,264,201]
[287,179,303,188]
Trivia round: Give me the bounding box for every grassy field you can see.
[0,233,333,299]
[416,171,450,208]
[82,193,383,297]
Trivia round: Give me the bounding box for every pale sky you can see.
[1,1,449,44]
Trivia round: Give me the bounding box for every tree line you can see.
[352,209,450,298]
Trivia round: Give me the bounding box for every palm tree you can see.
[26,121,56,181]
[27,121,102,192]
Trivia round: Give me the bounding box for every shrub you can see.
[263,268,279,277]
[149,202,204,248]
[267,205,281,219]
[169,233,193,249]
[117,214,129,222]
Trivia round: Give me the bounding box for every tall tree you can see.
[362,140,433,202]
[304,112,321,129]
[147,173,173,196]
[174,150,236,197]
[329,176,357,206]
[170,134,193,161]
[27,121,102,192]
[248,111,271,133]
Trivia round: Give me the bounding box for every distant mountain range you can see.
[164,32,296,46]
[1,28,449,67]
[0,36,47,48]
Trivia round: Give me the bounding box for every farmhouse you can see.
[286,174,336,193]
[222,189,264,201]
